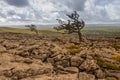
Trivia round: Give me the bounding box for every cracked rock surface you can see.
[0,32,120,80]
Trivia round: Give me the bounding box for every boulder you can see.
[55,59,70,67]
[64,67,79,73]
[0,45,6,52]
[79,72,95,80]
[47,58,54,64]
[54,65,68,74]
[106,77,117,80]
[79,59,99,72]
[55,65,78,74]
[52,54,64,61]
[1,62,53,80]
[54,74,78,80]
[95,69,105,79]
[70,56,83,67]
[2,41,19,50]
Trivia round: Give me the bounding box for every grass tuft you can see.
[112,44,120,50]
[96,58,120,70]
[66,44,81,55]
[112,54,120,62]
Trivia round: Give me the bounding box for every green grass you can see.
[66,44,81,55]
[0,27,120,36]
[96,57,120,70]
[0,27,35,34]
[112,44,120,50]
[112,54,120,62]
[83,28,120,32]
[82,27,120,37]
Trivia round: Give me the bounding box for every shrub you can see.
[96,58,120,70]
[66,44,79,49]
[66,44,81,55]
[112,44,120,50]
[112,54,120,62]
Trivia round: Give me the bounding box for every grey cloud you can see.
[0,0,120,24]
[65,0,87,11]
[49,0,87,21]
[0,12,6,18]
[4,0,29,7]
[95,0,113,6]
[7,10,16,16]
[50,0,87,11]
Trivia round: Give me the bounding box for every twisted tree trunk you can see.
[78,29,82,42]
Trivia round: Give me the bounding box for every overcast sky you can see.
[0,0,120,25]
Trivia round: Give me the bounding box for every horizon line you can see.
[0,22,120,25]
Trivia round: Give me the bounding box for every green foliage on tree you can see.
[25,24,39,35]
[54,11,85,42]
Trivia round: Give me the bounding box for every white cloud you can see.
[105,1,120,21]
[0,0,120,24]
[81,0,120,23]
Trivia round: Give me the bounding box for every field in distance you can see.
[0,26,120,37]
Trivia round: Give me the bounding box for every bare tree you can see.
[25,24,39,35]
[54,11,85,42]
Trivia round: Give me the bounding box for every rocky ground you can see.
[0,32,120,80]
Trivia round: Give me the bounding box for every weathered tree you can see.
[54,11,85,42]
[25,24,39,35]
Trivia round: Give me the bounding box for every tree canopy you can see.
[54,11,85,42]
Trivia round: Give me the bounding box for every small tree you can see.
[54,11,85,42]
[25,24,39,35]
